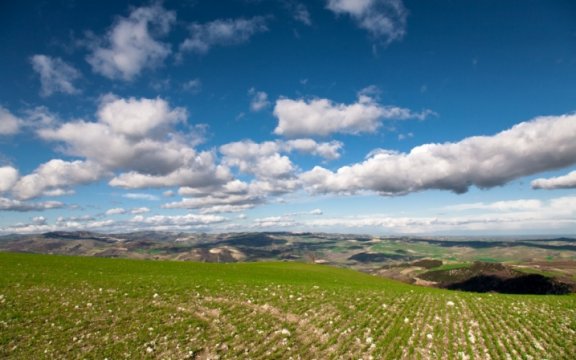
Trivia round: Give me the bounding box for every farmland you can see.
[1,252,575,359]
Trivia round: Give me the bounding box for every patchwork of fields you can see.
[1,252,575,359]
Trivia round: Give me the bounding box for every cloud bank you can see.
[301,114,576,195]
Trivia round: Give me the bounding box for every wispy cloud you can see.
[248,88,270,112]
[86,4,175,80]
[180,16,268,55]
[30,55,81,96]
[326,0,407,44]
[122,193,160,201]
[0,107,22,135]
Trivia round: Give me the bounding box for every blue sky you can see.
[1,0,576,235]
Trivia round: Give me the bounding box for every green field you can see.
[1,252,575,359]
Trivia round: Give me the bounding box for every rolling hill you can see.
[1,252,575,359]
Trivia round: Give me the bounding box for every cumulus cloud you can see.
[326,0,407,43]
[310,208,323,215]
[11,160,106,200]
[164,176,300,214]
[0,166,19,192]
[109,158,231,189]
[220,139,342,180]
[532,170,576,190]
[283,139,343,160]
[39,96,227,192]
[87,4,175,80]
[31,95,236,213]
[165,179,264,213]
[30,55,81,96]
[0,107,23,135]
[131,207,150,214]
[220,141,294,180]
[0,197,65,212]
[106,207,126,215]
[301,113,576,195]
[273,91,432,137]
[180,16,268,54]
[249,88,270,112]
[97,96,186,138]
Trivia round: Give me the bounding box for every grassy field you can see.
[1,252,575,359]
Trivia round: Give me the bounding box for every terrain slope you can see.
[1,252,575,359]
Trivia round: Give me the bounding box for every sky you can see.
[1,0,576,235]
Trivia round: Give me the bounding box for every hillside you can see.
[2,231,575,295]
[1,252,575,359]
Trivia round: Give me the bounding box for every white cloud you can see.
[30,55,81,96]
[180,17,268,54]
[283,139,343,160]
[252,216,298,228]
[0,197,64,212]
[443,199,543,212]
[165,179,264,213]
[42,189,74,197]
[326,0,407,43]
[109,159,231,189]
[98,96,186,138]
[273,91,432,137]
[23,106,57,129]
[34,96,233,202]
[219,139,342,181]
[1,218,117,234]
[249,88,270,112]
[183,79,202,93]
[0,166,19,192]
[131,213,227,227]
[310,208,323,215]
[131,207,150,214]
[301,113,576,195]
[32,216,47,225]
[305,195,576,234]
[0,107,22,135]
[11,160,105,200]
[87,4,175,80]
[532,170,576,190]
[39,96,227,192]
[106,207,126,215]
[164,176,300,214]
[220,140,296,179]
[291,3,312,25]
[122,193,159,201]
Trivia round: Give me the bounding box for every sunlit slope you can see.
[1,253,574,359]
